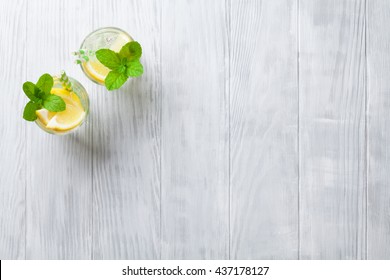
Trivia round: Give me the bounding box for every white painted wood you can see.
[299,0,366,259]
[367,0,390,260]
[4,0,390,261]
[25,0,93,259]
[90,0,161,259]
[0,0,26,260]
[161,0,229,259]
[230,0,299,259]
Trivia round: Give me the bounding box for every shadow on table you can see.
[65,74,157,164]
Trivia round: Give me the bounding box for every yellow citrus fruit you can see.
[83,60,109,84]
[46,105,85,131]
[39,88,86,132]
[36,109,56,125]
[51,88,83,108]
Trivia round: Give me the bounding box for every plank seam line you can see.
[297,0,301,260]
[364,0,368,260]
[159,0,163,260]
[227,0,231,260]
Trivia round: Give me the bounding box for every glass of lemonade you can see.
[79,27,133,85]
[35,76,89,135]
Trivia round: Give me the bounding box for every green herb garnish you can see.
[95,41,144,91]
[22,74,66,121]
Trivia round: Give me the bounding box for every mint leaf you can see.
[119,41,142,61]
[35,89,46,99]
[96,41,144,90]
[22,73,63,123]
[23,82,40,102]
[36,74,54,94]
[23,101,41,121]
[105,71,128,91]
[43,94,66,112]
[96,49,121,70]
[118,64,126,74]
[126,60,144,77]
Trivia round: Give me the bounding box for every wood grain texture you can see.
[367,0,390,260]
[299,0,366,259]
[161,0,229,259]
[4,0,390,261]
[230,0,298,259]
[91,0,161,259]
[0,0,26,259]
[25,0,93,259]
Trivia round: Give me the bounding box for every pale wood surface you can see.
[0,0,26,260]
[1,0,390,260]
[161,0,229,259]
[91,0,161,260]
[367,0,390,260]
[25,0,93,259]
[299,0,366,259]
[230,0,298,259]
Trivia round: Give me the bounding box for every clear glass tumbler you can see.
[79,27,133,85]
[35,76,89,135]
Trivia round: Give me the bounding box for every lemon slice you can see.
[37,88,71,126]
[83,60,109,84]
[46,106,85,131]
[43,88,86,131]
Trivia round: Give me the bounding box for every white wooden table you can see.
[1,0,389,260]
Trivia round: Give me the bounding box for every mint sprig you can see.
[96,41,144,91]
[22,74,66,121]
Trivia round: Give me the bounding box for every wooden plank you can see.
[0,0,26,260]
[91,0,161,259]
[367,0,390,259]
[230,0,299,259]
[299,0,366,259]
[161,0,229,259]
[25,0,93,259]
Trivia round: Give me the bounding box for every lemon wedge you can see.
[51,88,83,108]
[46,104,86,131]
[51,88,69,95]
[39,88,86,132]
[36,109,56,125]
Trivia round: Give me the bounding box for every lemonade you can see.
[35,76,89,134]
[79,27,133,85]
